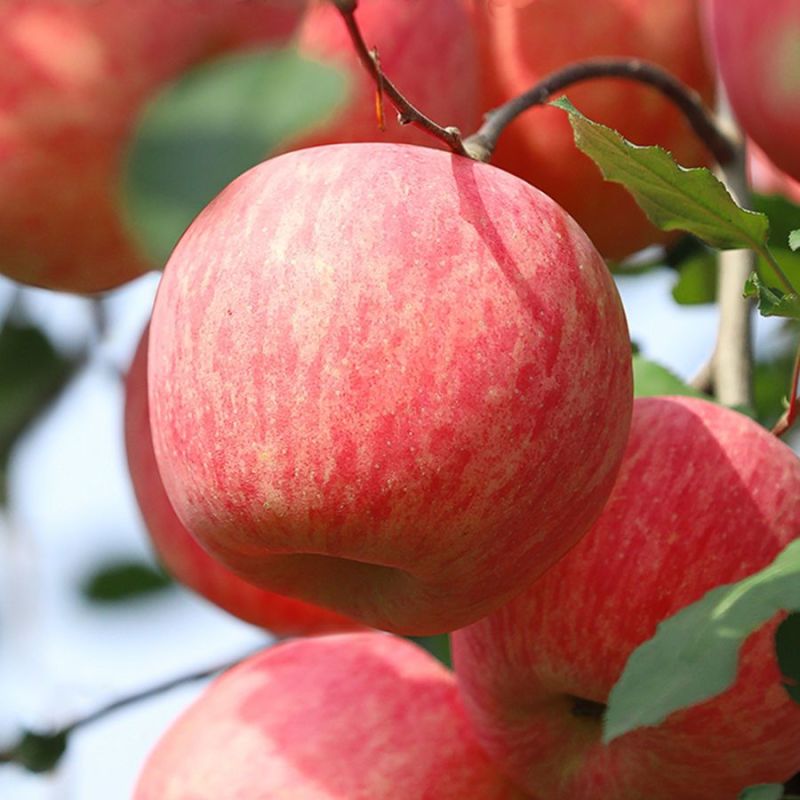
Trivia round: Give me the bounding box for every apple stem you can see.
[330,0,469,156]
[569,695,607,720]
[463,58,735,168]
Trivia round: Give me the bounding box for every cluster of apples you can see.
[3,0,800,797]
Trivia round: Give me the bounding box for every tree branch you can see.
[330,0,468,155]
[463,58,736,167]
[0,642,271,773]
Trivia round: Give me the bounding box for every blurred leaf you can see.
[754,350,797,428]
[744,274,800,320]
[739,785,784,800]
[671,251,717,305]
[0,320,74,503]
[791,230,800,251]
[408,635,452,669]
[82,560,172,603]
[632,356,707,399]
[604,538,800,743]
[552,97,770,251]
[776,613,800,703]
[123,48,348,266]
[11,730,68,774]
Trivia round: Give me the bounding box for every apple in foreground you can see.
[453,396,800,799]
[0,0,302,293]
[133,633,527,799]
[125,326,361,636]
[283,0,479,151]
[705,0,800,183]
[147,142,633,635]
[470,0,715,260]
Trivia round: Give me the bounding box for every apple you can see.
[282,0,479,151]
[705,0,800,183]
[470,0,715,260]
[452,395,800,800]
[147,142,633,635]
[0,0,303,294]
[133,632,527,799]
[748,141,800,205]
[125,325,362,636]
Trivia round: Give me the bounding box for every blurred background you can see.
[1,8,798,800]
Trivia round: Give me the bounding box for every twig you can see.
[0,642,272,773]
[463,58,736,166]
[772,340,800,437]
[330,0,467,155]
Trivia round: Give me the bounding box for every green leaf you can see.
[552,97,770,251]
[12,730,68,774]
[671,251,717,305]
[790,230,800,251]
[754,349,798,429]
[604,538,800,743]
[744,274,800,320]
[739,785,785,800]
[0,320,74,504]
[122,48,348,266]
[408,634,452,668]
[82,560,172,603]
[632,356,707,399]
[776,612,800,703]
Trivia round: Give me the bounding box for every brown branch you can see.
[330,0,468,155]
[463,58,735,167]
[0,642,272,773]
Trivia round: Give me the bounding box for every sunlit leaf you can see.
[552,97,770,251]
[604,538,800,743]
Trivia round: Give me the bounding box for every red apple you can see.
[0,0,303,294]
[706,0,800,183]
[453,396,800,800]
[283,0,479,151]
[748,142,800,205]
[471,0,715,260]
[147,142,633,635]
[133,632,527,799]
[125,326,361,636]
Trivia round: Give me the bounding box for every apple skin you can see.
[0,0,303,294]
[706,0,800,183]
[748,142,800,205]
[147,142,633,635]
[125,326,362,636]
[470,0,715,260]
[133,633,528,799]
[283,0,479,151]
[452,396,800,800]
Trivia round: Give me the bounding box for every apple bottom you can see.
[133,632,527,799]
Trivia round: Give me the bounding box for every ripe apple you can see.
[470,0,715,260]
[706,0,800,183]
[133,632,527,799]
[748,142,800,205]
[453,395,800,800]
[282,0,479,151]
[0,0,303,294]
[147,142,633,635]
[125,326,361,636]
